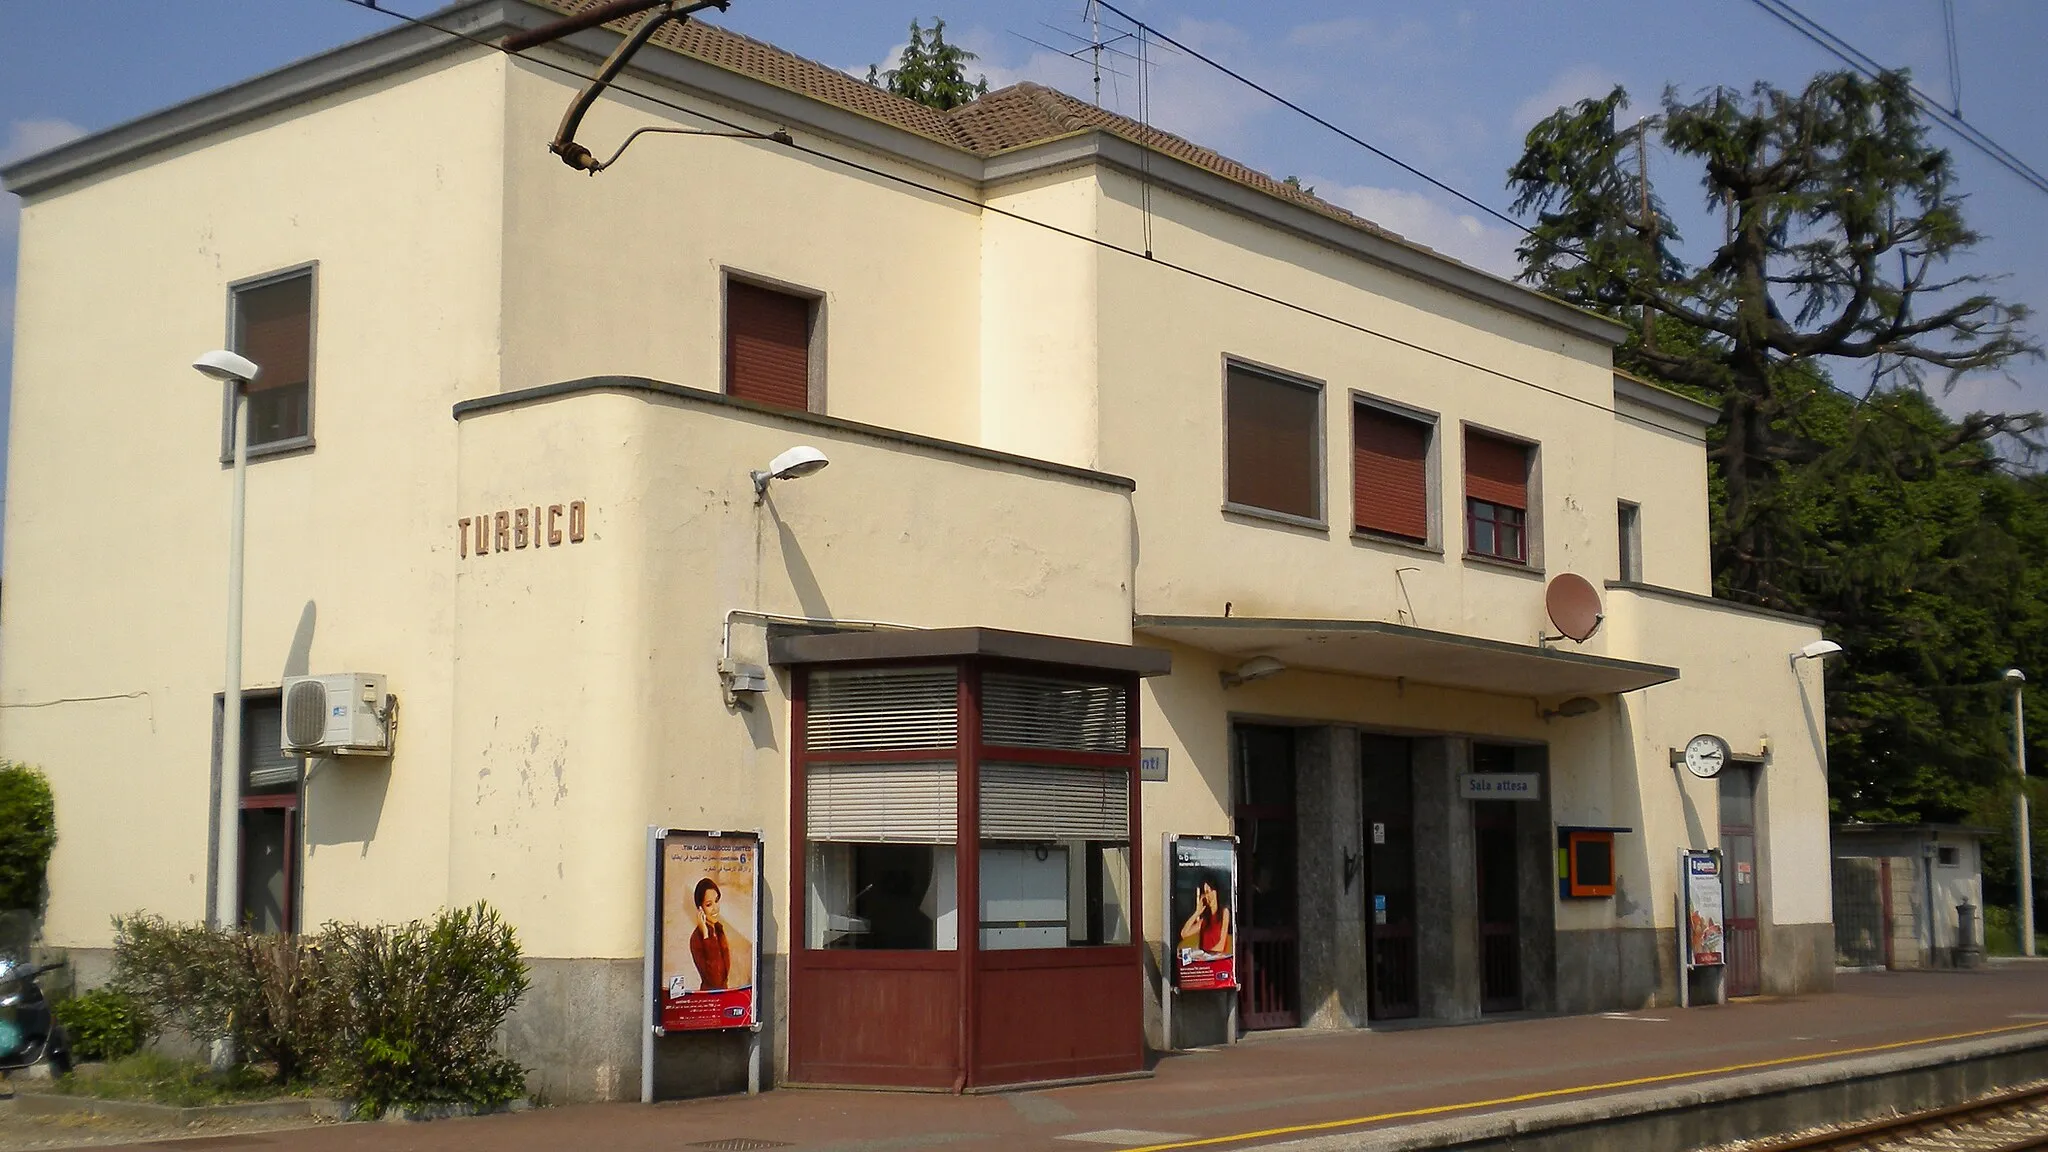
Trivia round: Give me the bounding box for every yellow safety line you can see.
[1117,1021,2048,1152]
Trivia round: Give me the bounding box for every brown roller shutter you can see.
[1353,405,1430,540]
[1226,366,1321,520]
[233,273,313,446]
[726,281,813,411]
[1464,429,1529,510]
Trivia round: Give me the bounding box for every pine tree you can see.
[867,18,989,112]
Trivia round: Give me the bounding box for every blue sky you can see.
[4,0,2046,546]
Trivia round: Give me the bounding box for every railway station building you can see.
[0,0,1834,1101]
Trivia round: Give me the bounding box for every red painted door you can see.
[1235,725,1299,1030]
[1720,767,1762,996]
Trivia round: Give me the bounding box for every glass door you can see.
[1234,725,1299,1030]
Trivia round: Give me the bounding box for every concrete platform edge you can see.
[1257,1027,2048,1151]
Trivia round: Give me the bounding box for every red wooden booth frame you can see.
[787,658,1145,1091]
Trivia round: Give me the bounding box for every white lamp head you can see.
[751,445,830,501]
[1220,655,1286,689]
[191,349,261,385]
[2006,668,2027,684]
[1792,639,1844,662]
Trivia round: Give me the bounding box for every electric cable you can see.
[1743,0,2048,197]
[333,0,1690,432]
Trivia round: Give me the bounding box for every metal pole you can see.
[214,385,248,931]
[1677,851,1688,1009]
[642,826,660,1103]
[2017,679,2033,957]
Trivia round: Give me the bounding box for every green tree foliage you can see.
[52,987,152,1062]
[0,762,56,914]
[866,18,988,111]
[1505,70,2048,846]
[1508,71,2040,603]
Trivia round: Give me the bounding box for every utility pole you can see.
[2010,668,2033,956]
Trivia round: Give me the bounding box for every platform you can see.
[54,967,2048,1151]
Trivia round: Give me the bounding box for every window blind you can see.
[980,763,1130,841]
[726,281,812,411]
[242,700,301,791]
[807,761,957,842]
[1464,429,1529,510]
[1353,404,1430,540]
[805,666,957,751]
[981,672,1126,753]
[1225,366,1320,519]
[233,274,312,446]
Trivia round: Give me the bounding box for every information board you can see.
[1684,850,1725,969]
[1169,835,1238,991]
[655,831,761,1032]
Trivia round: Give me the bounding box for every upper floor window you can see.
[1464,428,1532,564]
[1353,399,1434,544]
[1617,501,1642,581]
[227,269,314,455]
[1224,362,1322,524]
[725,278,819,412]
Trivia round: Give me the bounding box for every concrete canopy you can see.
[1134,615,1678,698]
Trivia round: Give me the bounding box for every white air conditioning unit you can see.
[281,673,393,756]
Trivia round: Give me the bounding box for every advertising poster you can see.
[1170,835,1238,991]
[1685,851,1725,968]
[658,832,760,1031]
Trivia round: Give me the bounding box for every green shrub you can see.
[52,987,151,1062]
[323,903,530,1117]
[110,915,334,1085]
[0,762,56,914]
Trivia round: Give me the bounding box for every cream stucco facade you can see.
[2,0,1831,1101]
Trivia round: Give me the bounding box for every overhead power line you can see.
[1744,0,2048,198]
[1088,0,1542,245]
[330,0,1672,432]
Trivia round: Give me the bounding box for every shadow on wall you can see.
[767,501,832,621]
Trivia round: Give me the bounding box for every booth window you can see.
[1225,363,1323,523]
[1464,429,1531,563]
[226,269,315,456]
[803,667,958,950]
[1353,400,1433,543]
[977,673,1133,950]
[726,278,818,412]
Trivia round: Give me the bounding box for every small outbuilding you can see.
[1832,824,1989,970]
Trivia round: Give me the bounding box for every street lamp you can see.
[2007,668,2032,957]
[192,350,259,934]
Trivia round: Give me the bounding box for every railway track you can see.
[1730,1081,2048,1151]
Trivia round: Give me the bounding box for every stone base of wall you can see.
[1762,921,1836,996]
[1554,927,1665,1014]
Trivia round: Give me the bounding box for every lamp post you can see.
[2008,668,2032,957]
[192,350,260,934]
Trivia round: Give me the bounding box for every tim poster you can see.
[1171,835,1237,991]
[658,832,760,1031]
[1685,851,1726,968]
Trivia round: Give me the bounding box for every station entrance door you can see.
[1234,725,1299,1029]
[1360,734,1418,1020]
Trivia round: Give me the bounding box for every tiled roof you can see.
[532,1,1413,248]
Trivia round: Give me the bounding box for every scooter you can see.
[0,958,72,1076]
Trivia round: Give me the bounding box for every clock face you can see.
[1683,734,1730,779]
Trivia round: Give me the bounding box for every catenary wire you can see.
[1743,0,2048,197]
[333,0,1690,431]
[1090,0,1546,245]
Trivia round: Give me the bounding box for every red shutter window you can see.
[1353,404,1431,541]
[726,281,813,411]
[232,273,313,448]
[1465,429,1532,563]
[1464,430,1529,510]
[1225,366,1321,521]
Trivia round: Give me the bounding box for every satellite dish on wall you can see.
[1545,573,1604,643]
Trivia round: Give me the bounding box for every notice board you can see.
[1169,834,1238,991]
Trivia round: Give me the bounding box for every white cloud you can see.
[1320,182,1525,278]
[1510,64,1623,135]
